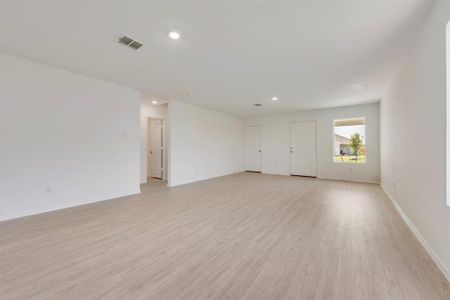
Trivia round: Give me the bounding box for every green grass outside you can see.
[334,154,366,164]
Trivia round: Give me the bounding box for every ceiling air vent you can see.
[118,35,143,50]
[129,40,143,50]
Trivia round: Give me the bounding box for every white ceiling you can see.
[0,0,434,117]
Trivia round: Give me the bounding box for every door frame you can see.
[147,117,166,180]
[289,120,318,177]
[244,125,262,173]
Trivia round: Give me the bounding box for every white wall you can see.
[140,101,167,183]
[168,100,244,186]
[380,0,450,280]
[245,103,380,183]
[0,53,140,221]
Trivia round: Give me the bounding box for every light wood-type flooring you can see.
[1,173,449,299]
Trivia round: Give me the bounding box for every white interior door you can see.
[149,119,163,179]
[245,126,262,172]
[290,122,317,177]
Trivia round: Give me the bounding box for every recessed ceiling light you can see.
[169,31,181,40]
[271,96,278,101]
[152,100,158,104]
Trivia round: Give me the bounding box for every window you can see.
[333,118,366,164]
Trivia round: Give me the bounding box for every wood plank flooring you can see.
[1,173,449,299]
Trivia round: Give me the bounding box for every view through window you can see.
[333,118,366,164]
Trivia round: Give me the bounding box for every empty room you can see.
[1,1,450,299]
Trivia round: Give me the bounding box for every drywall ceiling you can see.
[0,0,434,117]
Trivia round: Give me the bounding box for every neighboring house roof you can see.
[335,134,351,144]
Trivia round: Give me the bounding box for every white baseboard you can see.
[381,184,450,283]
[0,189,142,222]
[319,176,380,185]
[167,170,244,187]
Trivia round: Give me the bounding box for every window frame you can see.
[332,117,367,165]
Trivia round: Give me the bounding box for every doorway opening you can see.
[147,118,166,182]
